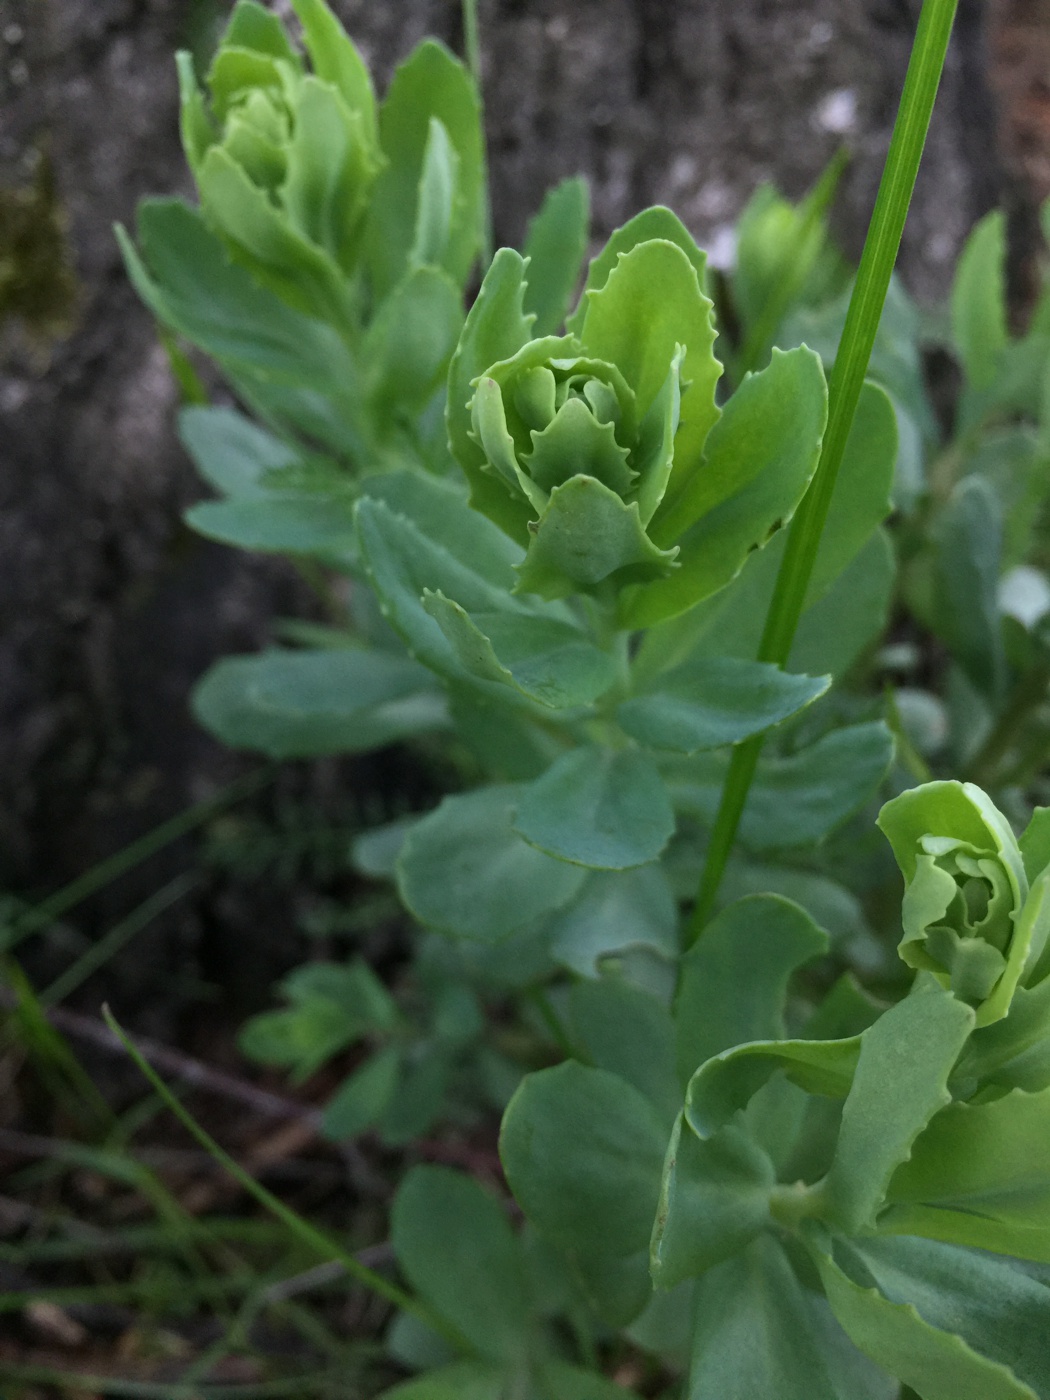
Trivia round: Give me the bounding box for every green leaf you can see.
[239,960,397,1081]
[445,248,536,542]
[670,722,895,852]
[117,200,359,395]
[568,978,679,1123]
[1021,807,1050,883]
[928,476,1007,700]
[178,405,300,497]
[281,77,376,273]
[685,1036,863,1141]
[566,206,709,338]
[422,591,619,710]
[363,263,463,415]
[185,493,357,559]
[809,1234,1036,1400]
[191,648,447,758]
[392,1165,531,1363]
[411,117,459,269]
[291,0,378,146]
[618,656,829,755]
[546,865,678,977]
[640,382,896,678]
[883,1084,1050,1260]
[354,484,522,680]
[379,1363,503,1400]
[514,747,675,870]
[952,210,1008,393]
[500,1061,667,1260]
[397,786,585,942]
[219,0,299,64]
[522,176,590,336]
[685,1238,842,1400]
[650,1118,775,1287]
[366,39,482,297]
[381,1052,452,1145]
[675,895,829,1086]
[515,475,677,600]
[624,348,827,629]
[322,1045,401,1139]
[580,239,720,493]
[789,530,895,678]
[876,780,1032,1026]
[820,983,975,1233]
[540,1361,644,1400]
[195,144,352,322]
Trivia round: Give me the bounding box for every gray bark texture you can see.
[0,0,1034,1012]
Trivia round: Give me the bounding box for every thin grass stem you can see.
[103,1006,473,1354]
[688,0,960,944]
[3,766,273,953]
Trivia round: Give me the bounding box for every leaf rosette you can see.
[469,337,686,598]
[447,226,727,602]
[878,781,1050,1025]
[177,0,382,319]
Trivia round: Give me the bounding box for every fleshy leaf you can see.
[391,1166,530,1363]
[445,249,537,540]
[819,983,975,1233]
[675,895,828,1087]
[365,39,482,296]
[809,1234,1037,1400]
[423,591,618,709]
[523,176,590,336]
[186,493,357,559]
[618,656,829,755]
[364,264,463,415]
[410,117,458,269]
[191,648,447,758]
[670,722,895,852]
[951,209,1008,394]
[883,1083,1050,1261]
[580,238,720,491]
[624,347,827,628]
[500,1061,667,1260]
[397,786,585,942]
[685,1036,863,1141]
[291,0,378,145]
[117,200,358,394]
[513,747,675,870]
[567,206,709,338]
[515,475,677,599]
[178,405,301,496]
[568,978,679,1123]
[650,1118,775,1287]
[684,1238,844,1400]
[547,865,678,977]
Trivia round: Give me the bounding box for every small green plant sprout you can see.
[118,0,484,472]
[878,781,1050,1024]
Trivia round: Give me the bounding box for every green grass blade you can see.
[688,0,959,943]
[103,1006,473,1354]
[3,766,273,953]
[41,870,200,1007]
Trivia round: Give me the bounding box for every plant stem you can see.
[687,0,960,945]
[462,0,493,269]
